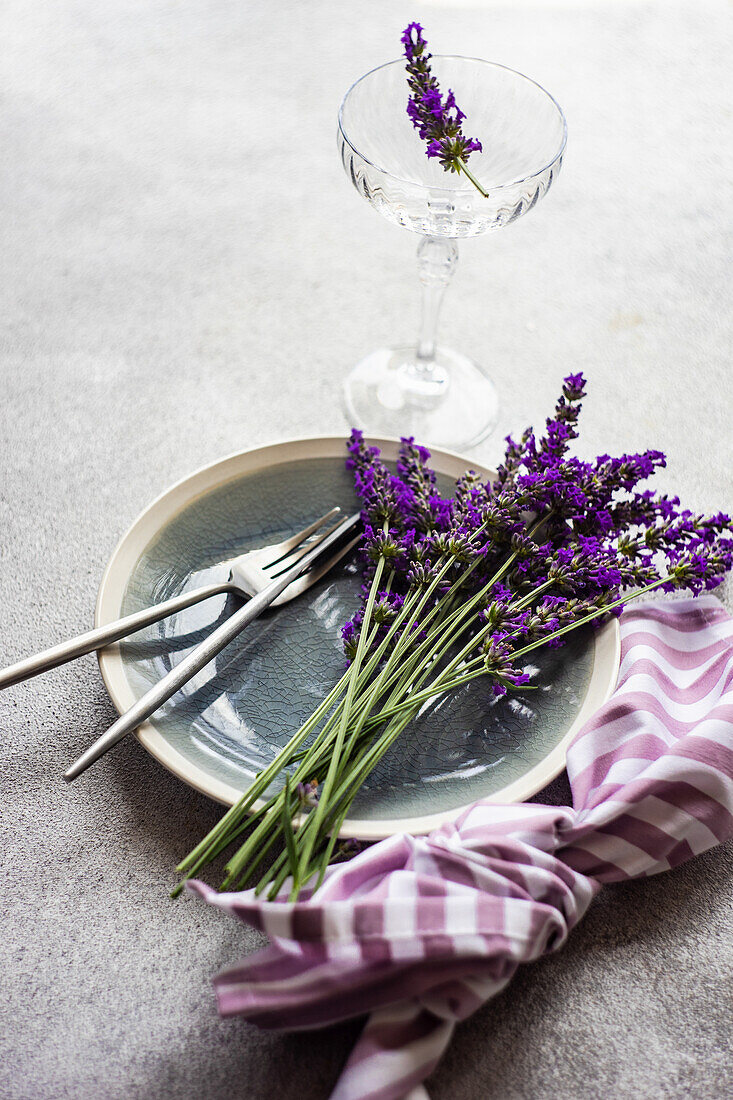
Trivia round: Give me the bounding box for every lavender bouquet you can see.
[174,375,732,900]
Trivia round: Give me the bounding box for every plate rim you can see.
[96,435,620,839]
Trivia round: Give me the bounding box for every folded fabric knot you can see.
[189,596,733,1100]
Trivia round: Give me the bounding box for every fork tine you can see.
[266,517,347,578]
[262,507,342,567]
[266,516,347,577]
[269,535,361,607]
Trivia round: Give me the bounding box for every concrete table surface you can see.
[1,2,731,1098]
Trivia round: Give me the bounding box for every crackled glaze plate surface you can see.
[96,438,620,839]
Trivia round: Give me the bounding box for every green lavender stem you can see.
[223,531,543,895]
[175,670,351,877]
[293,548,388,892]
[287,577,676,893]
[456,157,489,198]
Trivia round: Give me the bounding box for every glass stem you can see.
[415,236,458,367]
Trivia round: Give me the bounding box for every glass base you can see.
[343,346,499,450]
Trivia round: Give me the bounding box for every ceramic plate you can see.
[96,437,620,839]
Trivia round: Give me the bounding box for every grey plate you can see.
[96,438,620,839]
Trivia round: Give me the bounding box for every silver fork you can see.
[63,509,361,781]
[0,507,352,691]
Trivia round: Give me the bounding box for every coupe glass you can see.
[338,57,567,448]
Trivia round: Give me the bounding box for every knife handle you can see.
[63,587,271,781]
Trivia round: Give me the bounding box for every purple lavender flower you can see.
[363,526,413,564]
[296,778,320,808]
[401,23,488,198]
[481,637,530,696]
[343,373,733,684]
[346,429,407,528]
[406,560,441,589]
[396,436,454,533]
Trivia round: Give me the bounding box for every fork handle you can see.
[0,583,231,691]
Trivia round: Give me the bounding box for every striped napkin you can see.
[190,595,733,1100]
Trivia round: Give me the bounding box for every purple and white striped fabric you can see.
[189,595,733,1100]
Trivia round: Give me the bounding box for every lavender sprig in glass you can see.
[337,36,565,447]
[402,22,489,198]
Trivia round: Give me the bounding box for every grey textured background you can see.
[1,2,732,1098]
